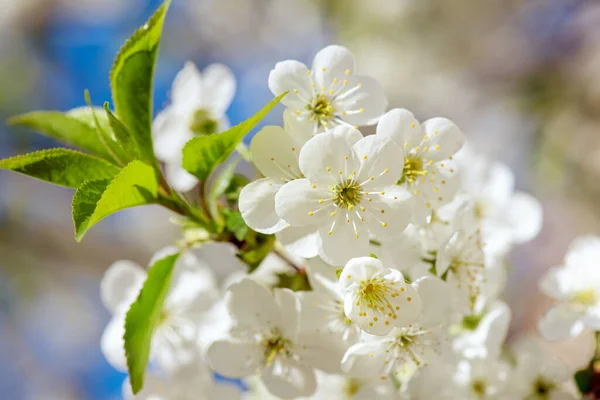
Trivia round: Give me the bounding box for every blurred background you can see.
[1,0,599,398]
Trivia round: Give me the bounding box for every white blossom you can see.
[269,45,387,134]
[153,62,236,191]
[538,235,600,340]
[274,126,412,266]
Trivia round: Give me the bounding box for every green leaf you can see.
[124,252,180,394]
[575,365,594,394]
[72,160,158,241]
[237,233,276,273]
[182,92,287,182]
[275,271,311,292]
[207,158,240,223]
[104,102,140,160]
[8,110,115,162]
[225,211,249,242]
[0,148,119,188]
[110,0,171,165]
[335,268,342,279]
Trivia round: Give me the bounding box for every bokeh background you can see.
[1,0,599,398]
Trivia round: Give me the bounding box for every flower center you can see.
[533,377,555,398]
[573,288,597,307]
[359,279,391,310]
[262,331,292,366]
[471,379,487,397]
[189,109,219,136]
[343,379,362,398]
[307,94,335,127]
[334,180,362,209]
[398,156,425,185]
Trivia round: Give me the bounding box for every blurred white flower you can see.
[274,126,412,266]
[269,45,387,134]
[538,236,600,340]
[153,62,236,191]
[375,108,465,224]
[453,358,510,399]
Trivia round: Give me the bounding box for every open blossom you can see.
[376,108,465,223]
[101,249,218,373]
[269,45,387,134]
[538,236,600,340]
[207,278,342,399]
[338,257,422,335]
[153,62,236,191]
[341,276,452,379]
[274,126,412,266]
[453,358,510,399]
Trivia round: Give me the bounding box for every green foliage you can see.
[8,110,116,162]
[110,0,171,166]
[224,210,249,242]
[104,102,140,161]
[124,252,180,394]
[208,158,241,222]
[0,148,119,188]
[72,160,158,241]
[237,232,276,273]
[275,271,311,292]
[182,92,287,182]
[574,364,595,394]
[335,268,342,279]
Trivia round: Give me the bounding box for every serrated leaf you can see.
[72,160,158,241]
[110,0,171,165]
[104,102,140,160]
[182,92,287,182]
[8,110,115,162]
[124,252,180,394]
[0,148,119,188]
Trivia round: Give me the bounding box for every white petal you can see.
[165,251,217,314]
[101,260,146,313]
[152,109,193,162]
[337,76,387,126]
[565,235,600,268]
[277,226,320,258]
[538,304,585,341]
[339,256,384,289]
[366,186,413,239]
[165,161,199,192]
[275,179,328,227]
[505,192,543,243]
[421,117,465,161]
[268,60,312,110]
[538,267,571,301]
[376,108,422,149]
[101,315,128,372]
[226,278,281,330]
[261,358,317,399]
[172,61,203,113]
[273,288,300,339]
[296,331,346,373]
[312,45,355,88]
[298,126,362,185]
[207,339,263,378]
[353,135,404,190]
[283,109,314,146]
[318,213,370,266]
[341,340,390,379]
[201,63,236,115]
[250,126,302,181]
[239,178,288,234]
[413,276,453,328]
[583,306,600,330]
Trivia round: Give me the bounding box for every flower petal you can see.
[538,267,571,301]
[101,314,128,372]
[226,278,280,330]
[353,135,404,190]
[295,331,346,373]
[250,126,302,181]
[413,276,453,328]
[152,108,193,162]
[268,60,312,110]
[298,126,363,185]
[366,186,413,239]
[101,260,146,314]
[172,61,203,113]
[165,160,199,192]
[201,63,236,115]
[538,304,585,341]
[421,117,465,161]
[318,213,370,266]
[275,179,329,227]
[239,178,288,234]
[283,109,315,146]
[261,358,317,399]
[376,108,422,149]
[277,226,321,258]
[337,75,387,126]
[311,45,355,88]
[273,288,300,339]
[341,340,391,379]
[207,339,264,378]
[505,192,543,244]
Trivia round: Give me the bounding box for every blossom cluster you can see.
[98,46,589,399]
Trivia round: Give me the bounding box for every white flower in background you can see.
[452,301,511,360]
[505,338,574,400]
[339,257,422,335]
[539,236,600,340]
[453,358,510,399]
[453,145,543,253]
[341,276,452,379]
[269,45,387,134]
[153,62,236,191]
[206,278,342,399]
[100,249,218,373]
[275,126,412,266]
[376,108,465,223]
[403,363,462,400]
[122,356,241,400]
